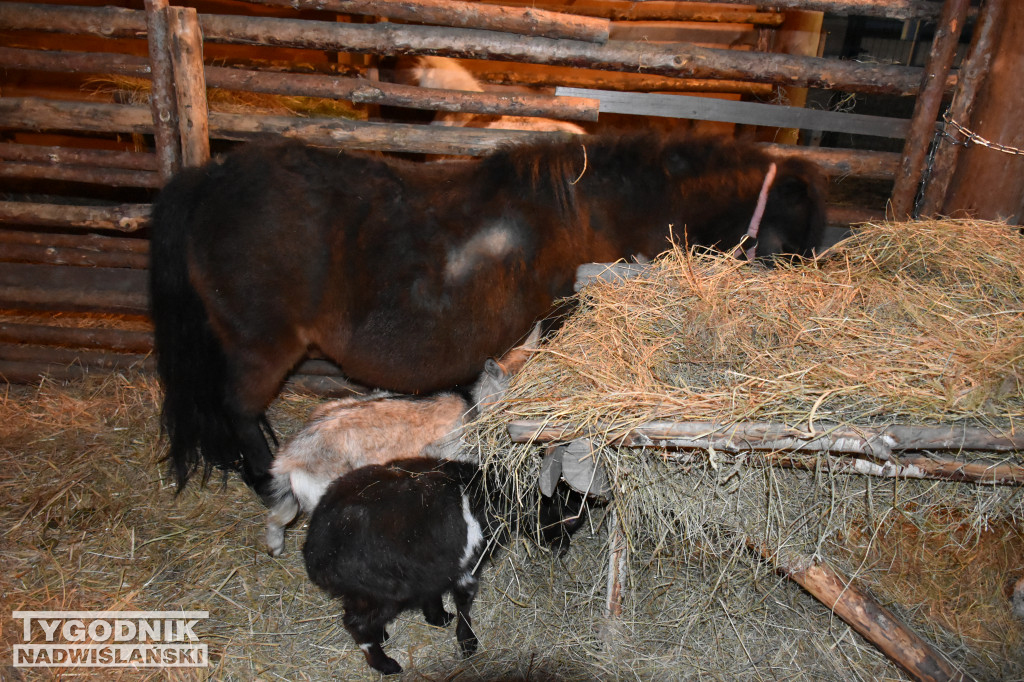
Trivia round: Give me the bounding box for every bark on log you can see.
[919,0,1006,217]
[0,229,149,254]
[477,0,785,26]
[167,6,210,168]
[0,161,160,188]
[507,419,1024,457]
[145,0,181,183]
[0,46,151,78]
[205,65,599,121]
[0,4,948,96]
[0,242,149,268]
[0,98,155,137]
[0,262,149,313]
[748,540,966,682]
[0,323,153,353]
[0,200,150,232]
[470,66,774,97]
[890,0,971,220]
[0,142,159,171]
[759,143,901,180]
[938,0,1024,222]
[249,0,611,44]
[0,343,153,372]
[684,0,948,20]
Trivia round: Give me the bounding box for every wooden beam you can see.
[684,0,949,20]
[0,229,148,254]
[558,87,909,138]
[507,420,1024,457]
[747,539,966,682]
[0,46,151,78]
[166,6,210,168]
[476,0,785,26]
[0,162,160,188]
[145,0,181,183]
[0,142,159,171]
[248,0,611,44]
[890,0,971,219]
[0,263,149,313]
[939,0,1024,222]
[0,4,949,96]
[0,241,149,268]
[759,143,901,179]
[0,323,152,353]
[919,0,1006,217]
[0,200,150,232]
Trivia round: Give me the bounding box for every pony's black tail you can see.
[149,168,243,490]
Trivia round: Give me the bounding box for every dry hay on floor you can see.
[470,218,1024,680]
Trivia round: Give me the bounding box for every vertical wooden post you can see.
[166,6,210,168]
[939,1,1024,223]
[769,10,824,146]
[918,0,1005,217]
[144,0,181,183]
[890,0,970,219]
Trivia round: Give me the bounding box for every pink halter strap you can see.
[734,162,778,261]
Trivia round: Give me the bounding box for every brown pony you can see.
[148,132,826,499]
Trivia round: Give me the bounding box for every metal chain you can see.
[940,111,1024,155]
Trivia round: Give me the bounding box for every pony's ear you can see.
[522,322,542,351]
[483,357,506,380]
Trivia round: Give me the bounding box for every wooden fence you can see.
[0,0,1007,386]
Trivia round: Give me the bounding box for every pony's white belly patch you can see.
[445,223,518,282]
[459,493,484,570]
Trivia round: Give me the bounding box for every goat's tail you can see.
[149,168,244,489]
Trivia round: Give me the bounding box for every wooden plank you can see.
[557,86,909,138]
[248,0,611,43]
[476,0,785,26]
[0,262,149,313]
[890,0,971,219]
[0,242,148,268]
[0,200,151,232]
[0,230,149,254]
[683,0,948,20]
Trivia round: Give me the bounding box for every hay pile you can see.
[470,218,1024,678]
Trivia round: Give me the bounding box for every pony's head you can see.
[745,156,827,264]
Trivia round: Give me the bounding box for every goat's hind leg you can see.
[342,598,402,675]
[422,594,454,627]
[264,485,299,557]
[451,575,480,657]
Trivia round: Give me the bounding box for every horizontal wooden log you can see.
[508,419,1024,457]
[196,13,941,96]
[205,65,599,121]
[0,242,148,268]
[0,199,151,232]
[0,322,152,353]
[0,229,149,254]
[0,4,949,96]
[747,539,965,682]
[0,141,159,171]
[0,48,598,122]
[477,0,785,26]
[249,0,611,43]
[0,262,148,313]
[688,0,947,20]
[759,143,901,180]
[471,65,775,96]
[0,161,160,188]
[0,46,152,78]
[0,342,153,371]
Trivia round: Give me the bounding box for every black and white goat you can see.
[265,327,539,556]
[303,457,584,675]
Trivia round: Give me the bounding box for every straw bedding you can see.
[2,219,1023,680]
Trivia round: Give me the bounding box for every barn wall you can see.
[0,0,991,385]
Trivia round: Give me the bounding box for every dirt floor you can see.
[2,372,1023,681]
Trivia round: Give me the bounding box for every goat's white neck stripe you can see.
[459,493,484,569]
[736,162,778,261]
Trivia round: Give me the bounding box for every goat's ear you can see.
[523,322,542,350]
[483,357,506,379]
